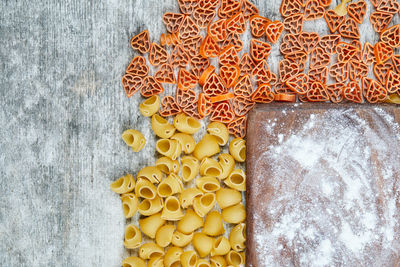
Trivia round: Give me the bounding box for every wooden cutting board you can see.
[246,103,400,267]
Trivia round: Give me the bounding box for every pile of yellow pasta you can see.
[111,95,247,267]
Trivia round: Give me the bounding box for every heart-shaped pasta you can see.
[110,173,135,194]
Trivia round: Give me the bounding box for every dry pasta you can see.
[171,133,196,154]
[207,122,229,146]
[217,154,235,180]
[155,156,180,174]
[181,251,198,267]
[224,169,246,191]
[138,242,164,260]
[179,188,203,209]
[216,188,242,209]
[156,138,182,160]
[173,113,201,134]
[148,256,164,267]
[193,134,220,160]
[123,224,142,249]
[210,256,227,267]
[138,212,166,239]
[202,210,225,236]
[196,176,220,193]
[137,166,163,184]
[193,233,213,257]
[161,196,184,221]
[171,231,193,247]
[151,114,176,138]
[229,223,246,252]
[193,192,216,217]
[139,95,160,117]
[122,129,146,152]
[164,247,184,267]
[226,250,244,266]
[229,138,246,162]
[200,157,222,177]
[176,208,204,234]
[138,195,164,216]
[181,156,200,182]
[197,259,212,267]
[122,256,146,267]
[157,173,183,197]
[155,224,175,247]
[211,236,231,256]
[110,173,135,194]
[120,193,138,218]
[222,203,246,224]
[135,178,157,199]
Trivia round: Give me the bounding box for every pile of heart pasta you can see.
[112,0,400,266]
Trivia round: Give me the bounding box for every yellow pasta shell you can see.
[155,224,175,248]
[173,113,201,134]
[225,250,244,266]
[171,231,193,247]
[137,166,163,184]
[139,212,165,239]
[200,157,222,177]
[193,233,213,257]
[171,133,196,154]
[120,193,138,218]
[193,134,220,160]
[229,138,246,162]
[210,255,227,267]
[177,208,204,234]
[181,156,200,182]
[164,247,184,267]
[217,154,235,180]
[135,178,157,199]
[193,192,216,217]
[122,129,146,152]
[222,203,246,224]
[196,176,221,193]
[138,195,164,216]
[110,173,135,194]
[148,256,164,267]
[139,95,160,117]
[162,196,184,221]
[156,156,180,174]
[229,223,246,252]
[156,139,182,160]
[224,169,246,191]
[180,250,198,267]
[207,122,229,146]
[216,188,242,209]
[122,256,146,267]
[202,210,225,236]
[151,114,176,138]
[211,236,231,256]
[179,188,203,209]
[196,259,211,267]
[138,242,164,260]
[123,224,142,249]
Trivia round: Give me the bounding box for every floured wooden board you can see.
[246,103,400,267]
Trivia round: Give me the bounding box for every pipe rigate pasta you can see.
[122,129,146,152]
[122,256,146,267]
[200,157,222,177]
[229,138,246,162]
[216,188,242,209]
[229,223,246,252]
[193,134,220,160]
[217,154,235,180]
[180,250,198,267]
[157,173,183,197]
[137,166,163,184]
[196,176,221,193]
[139,95,161,117]
[173,113,201,134]
[155,224,175,247]
[138,242,164,260]
[210,256,227,267]
[120,193,138,218]
[123,224,142,249]
[151,114,176,138]
[135,178,157,199]
[202,210,225,236]
[207,122,229,146]
[222,203,246,224]
[179,188,203,209]
[164,247,184,267]
[110,173,135,194]
[156,156,180,174]
[176,208,204,234]
[138,195,164,216]
[171,231,194,247]
[162,196,184,221]
[156,139,182,160]
[181,156,200,182]
[171,133,196,154]
[224,169,246,191]
[148,256,164,267]
[193,192,216,217]
[193,233,213,257]
[225,250,244,266]
[211,236,231,256]
[138,212,166,239]
[196,259,211,267]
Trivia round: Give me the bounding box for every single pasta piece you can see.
[138,195,164,216]
[137,166,163,184]
[207,122,229,146]
[229,138,246,162]
[177,208,204,234]
[202,210,225,236]
[196,176,221,193]
[222,203,246,224]
[229,223,246,252]
[173,113,201,134]
[211,236,231,256]
[164,246,184,267]
[171,133,196,154]
[179,188,203,209]
[135,178,158,199]
[122,256,146,267]
[122,129,146,152]
[200,157,223,177]
[110,173,135,194]
[148,256,164,267]
[216,188,242,209]
[151,114,176,138]
[225,250,244,266]
[193,233,213,257]
[157,173,183,197]
[139,212,166,239]
[156,139,182,160]
[181,250,198,267]
[193,134,220,160]
[181,156,200,182]
[171,231,194,247]
[120,193,138,218]
[210,256,227,267]
[162,196,184,221]
[123,224,142,249]
[196,259,211,267]
[139,95,161,117]
[224,169,246,191]
[217,154,235,180]
[155,224,175,247]
[193,192,216,217]
[138,242,164,260]
[156,156,180,174]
